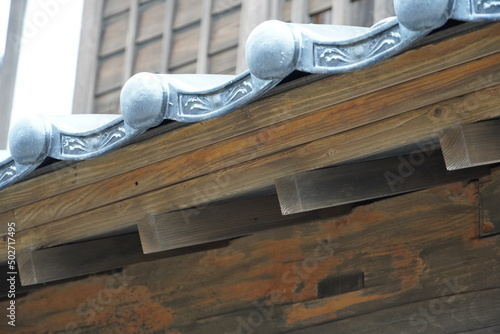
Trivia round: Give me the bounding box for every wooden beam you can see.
[160,0,176,73]
[275,151,488,215]
[123,0,140,81]
[17,233,230,286]
[72,0,104,114]
[2,23,498,215]
[196,0,213,74]
[0,0,28,147]
[8,84,500,259]
[12,53,500,230]
[138,195,351,253]
[440,119,500,170]
[479,167,500,237]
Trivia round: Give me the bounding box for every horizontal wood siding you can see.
[87,0,388,114]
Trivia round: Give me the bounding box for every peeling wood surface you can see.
[1,181,499,333]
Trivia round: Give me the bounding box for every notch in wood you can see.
[318,272,365,298]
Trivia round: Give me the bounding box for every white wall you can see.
[10,0,84,128]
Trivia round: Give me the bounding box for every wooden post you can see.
[123,0,140,81]
[72,0,104,114]
[236,0,271,72]
[0,0,28,147]
[160,0,176,73]
[291,0,308,23]
[197,0,213,74]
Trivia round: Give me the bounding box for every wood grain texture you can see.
[2,181,499,333]
[13,54,500,230]
[123,0,140,81]
[197,0,213,74]
[275,151,488,215]
[8,85,500,260]
[440,119,500,170]
[18,233,230,286]
[2,23,498,215]
[138,195,351,253]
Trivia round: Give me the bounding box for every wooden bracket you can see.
[440,119,500,171]
[275,150,488,215]
[138,195,350,254]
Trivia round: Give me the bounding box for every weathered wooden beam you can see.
[138,195,350,253]
[72,0,104,114]
[440,119,500,170]
[2,23,499,215]
[7,85,500,261]
[275,151,488,215]
[3,180,500,332]
[12,53,500,231]
[17,233,230,286]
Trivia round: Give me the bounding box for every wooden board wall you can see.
[1,178,499,333]
[80,0,395,114]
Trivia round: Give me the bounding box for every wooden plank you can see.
[134,37,162,74]
[17,233,230,286]
[138,195,351,253]
[173,0,203,29]
[13,54,500,231]
[197,0,213,74]
[72,0,104,114]
[95,52,125,95]
[479,167,500,237]
[103,0,129,18]
[291,0,308,23]
[209,46,238,74]
[94,88,121,115]
[275,151,488,215]
[160,0,175,73]
[236,0,271,72]
[5,181,500,332]
[99,12,129,57]
[170,24,201,69]
[0,0,28,147]
[136,0,165,44]
[1,23,499,214]
[209,8,240,55]
[123,0,140,82]
[9,85,500,257]
[440,119,500,170]
[270,0,282,19]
